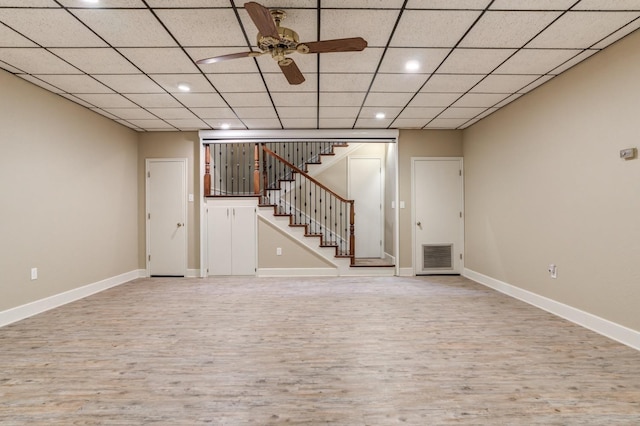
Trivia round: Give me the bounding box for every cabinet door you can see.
[231,206,256,275]
[208,206,232,276]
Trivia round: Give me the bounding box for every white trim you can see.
[398,267,414,277]
[257,268,338,277]
[463,268,640,351]
[186,269,199,278]
[0,270,144,328]
[199,129,399,142]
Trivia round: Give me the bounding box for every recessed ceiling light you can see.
[83,0,99,3]
[375,112,386,119]
[177,83,191,92]
[405,60,420,72]
[220,123,231,130]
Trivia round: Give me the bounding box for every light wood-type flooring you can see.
[1,275,639,425]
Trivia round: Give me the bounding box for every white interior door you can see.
[147,159,187,276]
[231,206,256,275]
[349,157,383,258]
[413,158,463,274]
[207,206,232,276]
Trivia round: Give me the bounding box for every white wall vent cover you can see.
[422,244,452,270]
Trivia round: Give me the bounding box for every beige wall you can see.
[137,132,200,271]
[397,130,464,269]
[0,70,139,311]
[463,31,640,331]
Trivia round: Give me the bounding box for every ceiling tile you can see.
[494,49,579,74]
[0,24,37,47]
[150,74,215,93]
[0,0,59,5]
[280,118,318,128]
[321,9,399,47]
[320,74,374,92]
[438,107,485,119]
[203,118,246,130]
[263,73,318,93]
[528,11,640,48]
[391,10,481,47]
[390,118,429,128]
[250,1,316,7]
[115,119,144,130]
[234,107,278,119]
[359,107,403,120]
[323,0,405,7]
[379,48,450,73]
[124,93,181,108]
[459,11,562,48]
[71,9,177,47]
[104,107,157,120]
[172,92,227,108]
[396,107,444,120]
[36,74,113,93]
[407,0,491,8]
[364,92,415,107]
[242,119,282,129]
[354,118,394,128]
[271,92,317,107]
[471,74,541,93]
[0,61,22,73]
[550,49,598,74]
[593,20,640,48]
[420,74,485,92]
[407,93,462,107]
[489,0,576,9]
[145,0,230,6]
[319,48,383,73]
[257,54,317,75]
[518,76,554,94]
[319,106,361,119]
[207,73,267,93]
[59,0,145,6]
[146,108,197,120]
[59,94,95,108]
[93,74,165,93]
[74,93,138,108]
[0,9,106,47]
[189,47,260,73]
[319,92,366,107]
[425,118,471,128]
[370,73,427,92]
[224,92,274,107]
[118,48,200,74]
[17,74,64,93]
[125,119,174,129]
[571,0,640,10]
[452,93,509,108]
[319,118,356,128]
[49,48,139,74]
[90,108,121,121]
[277,107,317,118]
[165,118,208,130]
[438,48,516,73]
[494,93,523,108]
[0,48,81,74]
[155,9,246,47]
[191,107,238,120]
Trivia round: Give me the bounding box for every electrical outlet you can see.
[276,247,282,256]
[31,267,38,280]
[548,264,557,279]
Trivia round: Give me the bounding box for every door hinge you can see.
[148,213,151,219]
[147,171,150,178]
[148,254,151,261]
[459,211,462,218]
[460,253,463,260]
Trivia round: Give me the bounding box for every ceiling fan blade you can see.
[279,59,305,85]
[196,51,255,65]
[300,37,368,54]
[244,2,280,40]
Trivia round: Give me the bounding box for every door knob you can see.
[177,223,184,227]
[417,221,421,227]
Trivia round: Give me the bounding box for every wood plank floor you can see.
[1,275,639,425]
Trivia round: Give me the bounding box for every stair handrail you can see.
[262,143,355,262]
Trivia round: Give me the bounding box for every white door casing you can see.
[412,158,464,275]
[348,156,383,258]
[146,159,187,276]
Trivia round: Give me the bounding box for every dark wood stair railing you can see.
[261,144,355,263]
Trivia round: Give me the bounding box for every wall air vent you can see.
[422,244,453,270]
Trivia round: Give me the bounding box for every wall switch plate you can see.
[548,264,557,279]
[31,267,38,280]
[620,148,637,160]
[400,201,405,209]
[276,247,282,256]
[188,193,194,202]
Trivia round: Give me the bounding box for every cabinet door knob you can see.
[177,223,184,227]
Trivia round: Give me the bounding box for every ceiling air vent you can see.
[422,244,452,270]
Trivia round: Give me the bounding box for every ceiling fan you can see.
[196,1,368,85]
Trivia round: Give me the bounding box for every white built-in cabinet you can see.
[206,200,256,276]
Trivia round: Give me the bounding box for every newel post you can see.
[349,201,355,265]
[204,144,211,196]
[253,143,260,195]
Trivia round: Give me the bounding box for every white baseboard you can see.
[463,268,640,351]
[398,267,414,277]
[0,269,145,328]
[257,268,338,277]
[186,269,199,278]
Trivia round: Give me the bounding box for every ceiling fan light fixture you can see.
[405,60,420,72]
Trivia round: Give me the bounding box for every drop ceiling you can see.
[1,0,639,132]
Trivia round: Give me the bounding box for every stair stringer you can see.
[257,206,354,276]
[305,143,365,177]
